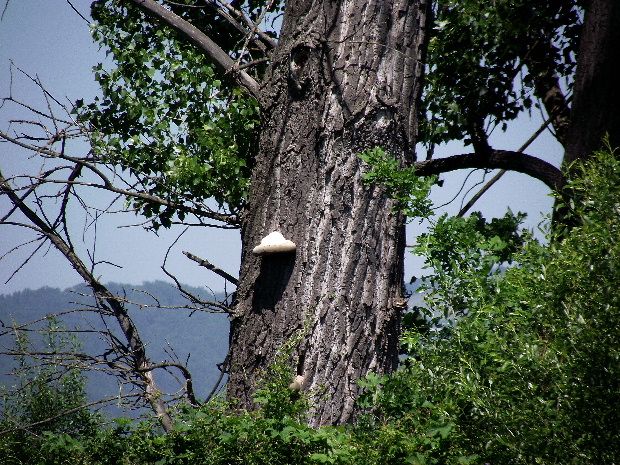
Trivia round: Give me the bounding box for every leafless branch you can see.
[0,394,141,436]
[160,230,232,313]
[210,0,277,49]
[0,129,239,226]
[414,149,563,192]
[138,361,199,406]
[1,0,11,21]
[183,250,238,286]
[434,169,484,211]
[66,0,90,24]
[205,353,228,402]
[0,168,177,431]
[458,114,556,216]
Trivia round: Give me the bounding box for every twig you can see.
[183,250,238,286]
[0,394,141,435]
[457,115,555,216]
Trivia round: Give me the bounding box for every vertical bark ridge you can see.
[564,0,620,165]
[229,0,428,425]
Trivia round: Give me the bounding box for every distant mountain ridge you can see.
[0,281,230,414]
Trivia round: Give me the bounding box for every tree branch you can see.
[0,394,141,435]
[203,0,276,51]
[183,250,238,286]
[458,114,556,216]
[0,129,239,226]
[221,1,276,48]
[0,170,174,431]
[128,0,261,98]
[523,40,571,145]
[414,150,564,192]
[138,361,199,407]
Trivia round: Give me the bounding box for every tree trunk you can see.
[228,0,429,425]
[563,0,620,166]
[553,0,620,228]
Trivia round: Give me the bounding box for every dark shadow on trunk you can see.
[252,253,296,312]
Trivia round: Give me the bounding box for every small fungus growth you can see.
[252,231,296,255]
[289,375,305,391]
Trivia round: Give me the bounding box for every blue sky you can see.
[0,1,563,295]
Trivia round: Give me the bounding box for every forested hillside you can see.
[0,281,229,410]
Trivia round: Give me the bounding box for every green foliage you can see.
[370,149,620,464]
[413,210,529,322]
[0,319,100,465]
[1,359,354,465]
[359,147,436,219]
[420,0,582,146]
[3,152,617,464]
[80,2,261,229]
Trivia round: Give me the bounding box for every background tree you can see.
[1,0,618,427]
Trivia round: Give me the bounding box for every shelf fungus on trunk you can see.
[252,231,296,255]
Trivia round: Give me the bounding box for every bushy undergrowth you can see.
[1,151,618,464]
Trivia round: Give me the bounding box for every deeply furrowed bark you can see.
[228,0,429,425]
[563,0,620,166]
[553,0,620,228]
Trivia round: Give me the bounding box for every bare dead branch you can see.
[234,0,275,70]
[182,0,275,55]
[434,169,485,211]
[205,353,228,402]
[414,150,564,192]
[160,230,231,313]
[458,114,556,216]
[183,250,238,286]
[1,0,11,21]
[65,0,90,24]
[0,170,174,431]
[0,394,141,436]
[0,129,239,226]
[210,0,277,49]
[138,361,199,406]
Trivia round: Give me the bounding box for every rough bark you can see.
[563,0,620,166]
[524,40,571,146]
[228,0,429,425]
[552,0,620,228]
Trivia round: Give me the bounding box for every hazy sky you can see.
[0,1,563,296]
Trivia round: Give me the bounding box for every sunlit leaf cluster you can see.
[359,147,436,220]
[78,2,263,228]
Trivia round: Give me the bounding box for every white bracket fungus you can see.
[252,231,296,255]
[289,375,305,391]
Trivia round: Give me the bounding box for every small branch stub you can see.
[252,231,296,255]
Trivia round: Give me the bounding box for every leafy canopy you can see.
[80,0,584,229]
[79,1,264,229]
[420,0,581,146]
